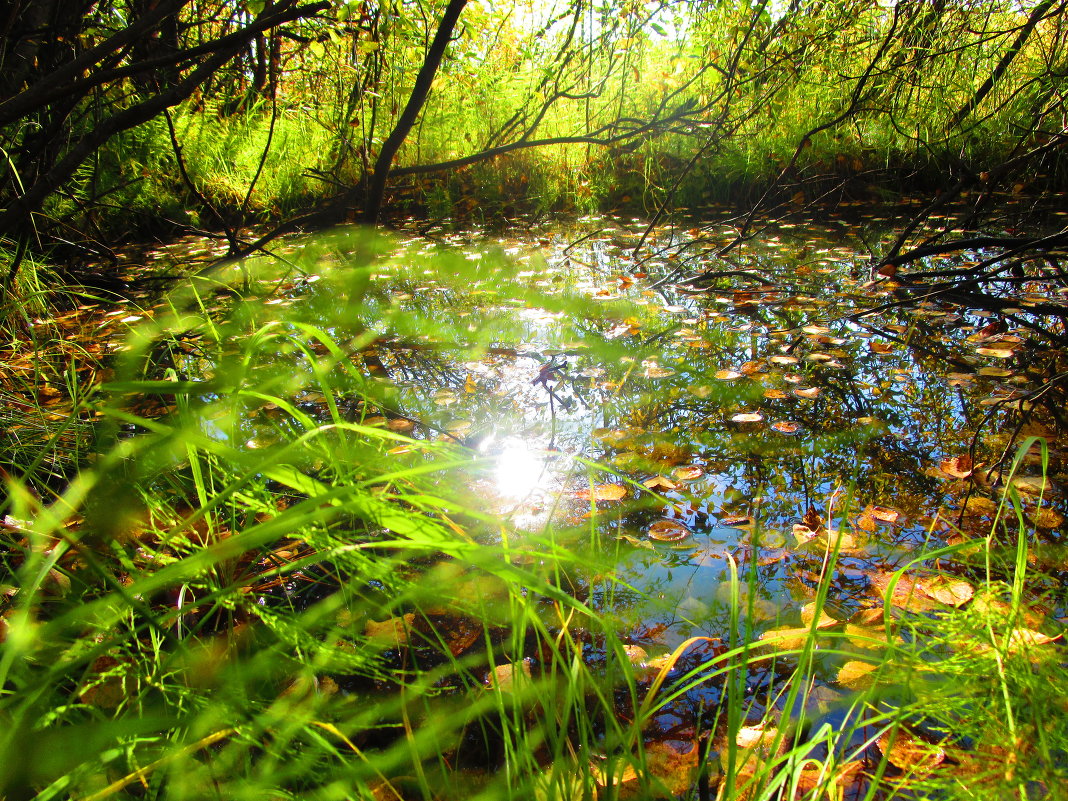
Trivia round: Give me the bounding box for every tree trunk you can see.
[362,0,468,225]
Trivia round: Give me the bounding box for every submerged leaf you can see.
[837,660,878,689]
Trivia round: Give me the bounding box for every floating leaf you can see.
[770,421,801,434]
[869,342,893,354]
[978,366,1013,378]
[769,355,799,365]
[757,626,814,650]
[975,346,1015,359]
[877,728,945,773]
[939,454,973,478]
[916,575,974,606]
[364,614,415,646]
[643,363,676,379]
[576,483,627,502]
[622,644,648,666]
[715,369,743,381]
[763,388,789,399]
[843,624,899,650]
[647,519,692,542]
[793,387,821,399]
[1006,628,1060,654]
[837,660,878,689]
[488,660,531,693]
[673,465,704,481]
[800,602,837,629]
[730,412,763,423]
[870,505,900,523]
[643,475,678,492]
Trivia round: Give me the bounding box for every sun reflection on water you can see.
[487,436,555,501]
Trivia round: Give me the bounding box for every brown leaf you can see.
[939,454,974,479]
[877,727,945,773]
[576,483,627,501]
[647,519,692,542]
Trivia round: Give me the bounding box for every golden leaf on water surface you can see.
[877,727,945,773]
[763,388,789,399]
[622,644,648,666]
[915,575,974,606]
[647,519,692,542]
[576,483,627,501]
[939,454,974,478]
[769,355,799,365]
[642,475,678,491]
[975,346,1016,359]
[757,626,813,650]
[673,465,704,481]
[837,660,878,689]
[793,387,821,399]
[978,366,1013,378]
[843,624,900,650]
[800,602,838,629]
[593,759,639,787]
[715,369,744,381]
[869,341,894,354]
[870,505,900,523]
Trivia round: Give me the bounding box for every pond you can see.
[101,211,1068,791]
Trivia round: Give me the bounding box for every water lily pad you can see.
[647,519,692,542]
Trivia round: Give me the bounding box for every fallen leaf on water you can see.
[769,421,801,434]
[715,369,744,381]
[870,505,900,523]
[869,341,893,354]
[488,660,531,693]
[593,760,638,787]
[915,575,974,606]
[1006,628,1060,654]
[647,519,692,542]
[769,355,799,365]
[794,387,821,399]
[576,483,627,502]
[643,475,678,491]
[364,614,415,646]
[801,602,837,629]
[975,346,1015,359]
[757,626,812,650]
[673,465,704,481]
[622,644,648,665]
[837,660,878,689]
[730,412,764,423]
[939,454,974,478]
[877,727,945,773]
[763,388,789,399]
[843,624,900,650]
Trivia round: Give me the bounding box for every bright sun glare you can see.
[488,437,552,501]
